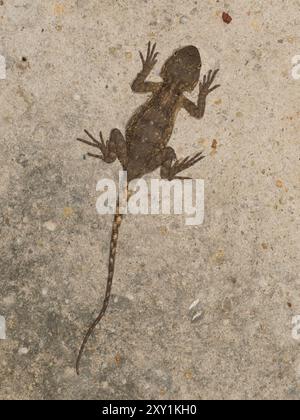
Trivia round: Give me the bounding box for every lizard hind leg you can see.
[107,129,128,168]
[145,146,177,174]
[161,151,205,181]
[77,128,128,169]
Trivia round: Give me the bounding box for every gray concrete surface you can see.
[0,0,299,400]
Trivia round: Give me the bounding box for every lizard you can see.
[76,42,220,374]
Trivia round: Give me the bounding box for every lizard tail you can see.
[76,197,123,375]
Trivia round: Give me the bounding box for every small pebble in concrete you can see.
[179,15,189,24]
[222,12,232,24]
[189,298,200,311]
[63,207,73,217]
[0,316,6,339]
[18,347,29,355]
[212,139,218,150]
[43,221,57,232]
[0,54,6,79]
[3,295,15,306]
[276,179,284,188]
[191,311,204,323]
[189,299,204,323]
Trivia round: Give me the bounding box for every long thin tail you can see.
[76,198,123,375]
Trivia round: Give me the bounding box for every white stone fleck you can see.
[179,15,189,24]
[189,298,200,311]
[189,299,204,323]
[102,381,109,389]
[18,347,29,355]
[192,311,203,323]
[3,295,15,306]
[295,359,300,382]
[0,55,6,79]
[0,316,6,339]
[43,221,57,232]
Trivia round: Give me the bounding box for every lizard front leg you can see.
[182,69,220,119]
[131,41,161,94]
[77,128,128,169]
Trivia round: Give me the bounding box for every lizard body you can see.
[76,42,220,374]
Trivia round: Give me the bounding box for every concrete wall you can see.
[0,0,299,400]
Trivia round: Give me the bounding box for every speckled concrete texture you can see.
[0,0,299,400]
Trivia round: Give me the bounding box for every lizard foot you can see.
[77,130,116,163]
[163,152,205,181]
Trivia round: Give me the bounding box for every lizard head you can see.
[160,45,201,91]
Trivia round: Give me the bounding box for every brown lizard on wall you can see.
[76,42,220,374]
